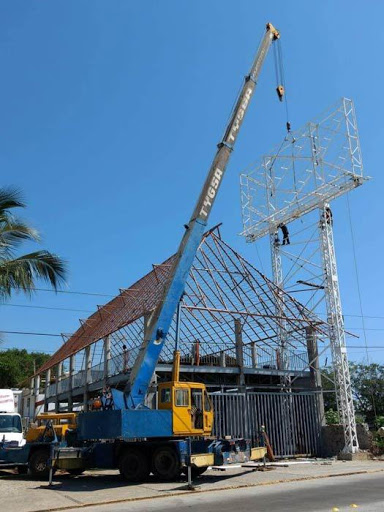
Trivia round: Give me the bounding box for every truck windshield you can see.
[0,415,22,433]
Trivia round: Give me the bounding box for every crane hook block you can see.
[276,85,285,102]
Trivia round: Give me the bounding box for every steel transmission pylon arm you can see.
[126,23,281,408]
[319,204,359,453]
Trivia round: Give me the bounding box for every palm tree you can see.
[0,187,67,300]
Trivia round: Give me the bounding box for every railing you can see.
[45,347,309,397]
[46,382,57,398]
[73,371,85,388]
[58,376,70,394]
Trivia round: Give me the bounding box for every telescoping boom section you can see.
[126,23,281,409]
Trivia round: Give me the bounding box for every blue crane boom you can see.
[126,22,281,409]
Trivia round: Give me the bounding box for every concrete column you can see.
[251,342,258,368]
[32,375,40,418]
[44,369,51,412]
[68,355,75,412]
[103,336,111,385]
[55,362,63,412]
[235,318,245,386]
[220,350,226,367]
[306,326,326,426]
[83,346,92,412]
[192,341,200,366]
[34,374,40,397]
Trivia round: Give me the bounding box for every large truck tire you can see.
[29,449,50,478]
[119,449,149,482]
[152,446,181,481]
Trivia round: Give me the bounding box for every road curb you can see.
[40,467,384,512]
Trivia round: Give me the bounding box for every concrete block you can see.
[337,451,371,461]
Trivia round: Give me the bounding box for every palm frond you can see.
[0,187,25,214]
[0,219,40,257]
[0,251,67,301]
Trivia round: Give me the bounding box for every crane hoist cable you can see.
[273,38,300,204]
[273,38,291,133]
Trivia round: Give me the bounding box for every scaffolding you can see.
[240,98,367,453]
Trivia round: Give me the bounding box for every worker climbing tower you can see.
[240,98,367,453]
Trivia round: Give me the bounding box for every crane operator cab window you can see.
[160,388,171,404]
[191,389,203,429]
[175,389,189,407]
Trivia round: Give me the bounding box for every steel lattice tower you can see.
[240,98,367,453]
[319,204,358,450]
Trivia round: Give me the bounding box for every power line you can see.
[1,330,62,337]
[0,302,384,331]
[24,287,115,298]
[2,304,93,314]
[0,348,57,353]
[4,301,384,324]
[345,327,384,331]
[345,191,370,366]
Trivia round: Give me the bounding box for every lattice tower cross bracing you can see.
[240,98,368,453]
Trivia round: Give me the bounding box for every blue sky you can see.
[1,1,383,364]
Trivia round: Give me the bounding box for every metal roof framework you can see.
[37,228,329,376]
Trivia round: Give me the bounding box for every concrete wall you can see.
[321,424,372,457]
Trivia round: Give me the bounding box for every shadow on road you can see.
[0,467,246,493]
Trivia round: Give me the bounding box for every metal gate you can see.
[209,391,321,457]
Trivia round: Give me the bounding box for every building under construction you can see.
[27,226,328,457]
[24,22,366,459]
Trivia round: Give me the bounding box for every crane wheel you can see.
[29,449,50,478]
[152,446,181,481]
[119,449,149,482]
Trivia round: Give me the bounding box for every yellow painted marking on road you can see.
[331,508,340,512]
[350,505,358,509]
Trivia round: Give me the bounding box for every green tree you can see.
[0,187,66,300]
[0,349,51,387]
[321,366,337,411]
[350,363,384,424]
[321,363,384,424]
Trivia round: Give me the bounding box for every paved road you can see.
[59,472,384,512]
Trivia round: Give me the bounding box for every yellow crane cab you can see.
[158,351,214,436]
[25,412,77,443]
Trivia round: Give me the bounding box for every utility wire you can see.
[346,193,370,362]
[4,301,384,322]
[2,304,93,314]
[22,287,115,298]
[1,330,62,337]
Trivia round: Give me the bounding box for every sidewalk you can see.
[1,460,383,512]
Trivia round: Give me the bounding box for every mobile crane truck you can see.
[1,22,282,481]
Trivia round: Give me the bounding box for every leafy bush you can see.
[325,409,339,425]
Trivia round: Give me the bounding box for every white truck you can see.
[0,389,25,446]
